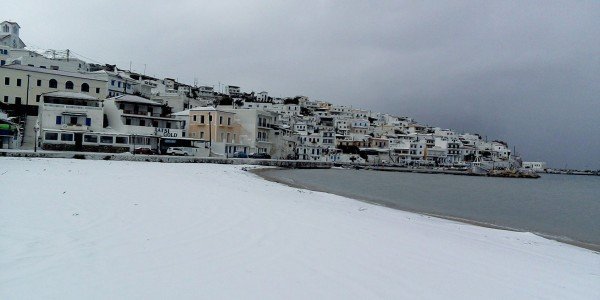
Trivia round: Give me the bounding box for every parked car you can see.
[167,147,189,156]
[249,152,271,159]
[232,151,248,158]
[133,147,156,155]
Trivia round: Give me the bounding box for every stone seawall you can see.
[0,150,332,169]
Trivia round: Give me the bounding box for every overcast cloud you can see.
[4,1,599,168]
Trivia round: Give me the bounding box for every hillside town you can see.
[1,21,538,171]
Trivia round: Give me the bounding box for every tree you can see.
[160,103,173,117]
[464,153,475,162]
[284,98,299,105]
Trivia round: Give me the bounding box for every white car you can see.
[166,147,189,156]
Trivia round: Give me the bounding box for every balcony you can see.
[61,124,88,131]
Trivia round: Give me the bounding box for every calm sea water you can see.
[260,169,600,247]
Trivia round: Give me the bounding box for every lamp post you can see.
[33,120,39,153]
[208,112,212,157]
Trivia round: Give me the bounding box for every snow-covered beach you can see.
[1,158,598,299]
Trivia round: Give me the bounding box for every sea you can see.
[258,168,600,249]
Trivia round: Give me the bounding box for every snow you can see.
[0,158,598,299]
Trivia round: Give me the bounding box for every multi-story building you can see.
[38,92,130,152]
[104,94,184,153]
[349,119,369,136]
[222,108,275,154]
[187,106,248,156]
[90,69,136,98]
[0,64,107,114]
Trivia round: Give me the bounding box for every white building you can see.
[0,21,25,49]
[256,91,268,102]
[38,92,129,152]
[104,94,184,153]
[522,162,547,172]
[221,108,274,154]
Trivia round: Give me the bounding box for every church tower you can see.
[0,21,26,49]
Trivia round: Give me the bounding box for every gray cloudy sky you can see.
[5,1,600,169]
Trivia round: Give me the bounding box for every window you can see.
[219,116,223,125]
[61,133,74,141]
[56,116,62,125]
[65,81,74,90]
[81,83,89,92]
[44,132,59,140]
[227,133,230,143]
[3,96,7,103]
[125,118,131,125]
[95,88,100,94]
[36,95,40,102]
[118,81,122,88]
[85,118,91,126]
[139,119,145,126]
[111,80,115,86]
[115,136,128,144]
[166,122,171,129]
[0,60,4,66]
[49,79,57,88]
[100,136,113,144]
[200,115,205,123]
[200,132,204,139]
[15,97,21,105]
[228,117,231,125]
[193,115,197,122]
[220,132,224,141]
[36,79,41,86]
[50,66,59,70]
[84,135,98,143]
[4,77,9,85]
[16,78,21,87]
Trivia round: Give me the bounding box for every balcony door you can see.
[74,133,83,151]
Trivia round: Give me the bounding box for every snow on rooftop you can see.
[43,91,99,101]
[111,94,161,106]
[0,158,597,299]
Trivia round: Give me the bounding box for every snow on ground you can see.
[0,158,598,300]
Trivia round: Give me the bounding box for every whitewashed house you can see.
[104,94,184,153]
[38,92,129,152]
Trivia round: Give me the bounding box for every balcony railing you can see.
[61,124,88,131]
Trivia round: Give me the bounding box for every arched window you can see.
[65,81,74,90]
[81,83,89,92]
[2,25,8,33]
[49,79,58,88]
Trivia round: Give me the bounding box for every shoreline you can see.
[251,167,600,253]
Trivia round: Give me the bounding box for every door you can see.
[74,133,83,151]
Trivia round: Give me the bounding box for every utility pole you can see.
[208,112,212,157]
[25,74,30,108]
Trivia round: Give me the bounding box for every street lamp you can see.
[33,120,39,153]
